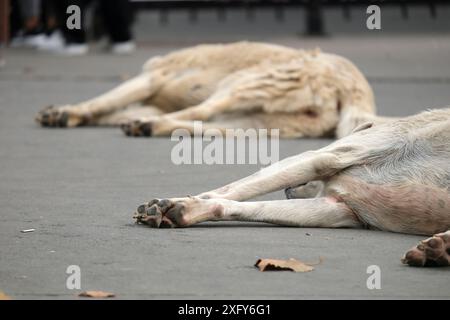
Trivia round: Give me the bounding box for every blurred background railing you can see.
[0,0,448,63]
[128,0,448,35]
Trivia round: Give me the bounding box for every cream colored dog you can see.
[133,108,450,267]
[36,42,450,267]
[36,41,384,138]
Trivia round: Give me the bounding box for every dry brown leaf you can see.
[255,257,322,272]
[78,291,115,298]
[0,291,12,300]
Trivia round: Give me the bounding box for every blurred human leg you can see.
[99,0,135,54]
[52,0,89,55]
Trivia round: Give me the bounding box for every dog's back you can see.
[142,41,301,72]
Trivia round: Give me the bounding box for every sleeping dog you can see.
[36,41,384,138]
[133,108,450,267]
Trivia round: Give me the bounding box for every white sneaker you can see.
[22,34,48,48]
[111,41,136,55]
[10,34,25,48]
[56,43,89,56]
[37,31,65,52]
[11,33,47,48]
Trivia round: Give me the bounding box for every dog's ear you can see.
[352,122,373,134]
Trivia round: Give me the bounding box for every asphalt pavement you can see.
[1,7,450,299]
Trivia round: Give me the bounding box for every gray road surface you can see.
[1,12,450,299]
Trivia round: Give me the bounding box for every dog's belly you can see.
[147,68,227,112]
[325,174,450,235]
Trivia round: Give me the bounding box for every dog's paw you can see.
[133,198,189,228]
[36,105,88,128]
[133,197,224,228]
[284,187,299,199]
[121,120,153,137]
[401,231,450,267]
[284,181,324,199]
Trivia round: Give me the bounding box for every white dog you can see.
[134,108,450,267]
[36,41,383,138]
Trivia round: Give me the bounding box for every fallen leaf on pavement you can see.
[255,258,322,272]
[0,291,12,300]
[78,291,115,298]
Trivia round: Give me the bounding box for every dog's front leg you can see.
[36,73,155,127]
[133,197,361,228]
[133,137,372,226]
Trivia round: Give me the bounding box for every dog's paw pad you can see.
[133,199,180,228]
[36,105,86,128]
[121,120,153,137]
[402,231,450,267]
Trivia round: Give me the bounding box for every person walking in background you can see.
[10,0,136,55]
[53,0,136,55]
[10,0,63,50]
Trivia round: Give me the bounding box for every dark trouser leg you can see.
[54,0,89,44]
[99,0,133,43]
[10,0,23,37]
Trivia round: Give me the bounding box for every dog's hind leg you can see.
[402,230,450,267]
[133,197,362,229]
[120,95,255,136]
[36,73,156,127]
[121,109,331,138]
[121,112,284,137]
